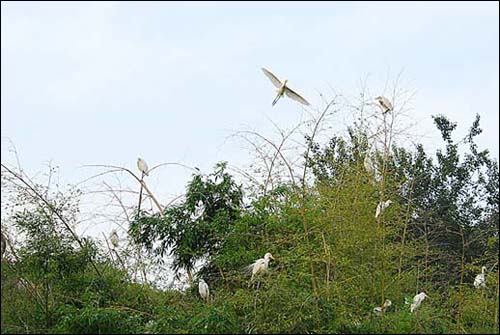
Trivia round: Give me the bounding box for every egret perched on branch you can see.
[375,200,392,218]
[410,292,428,313]
[137,157,149,177]
[261,68,310,107]
[198,279,209,302]
[474,266,487,288]
[110,229,119,249]
[375,96,393,114]
[246,252,275,281]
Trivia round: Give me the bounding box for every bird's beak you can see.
[270,255,275,260]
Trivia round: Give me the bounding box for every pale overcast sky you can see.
[2,2,499,228]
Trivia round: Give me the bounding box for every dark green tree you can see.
[130,162,243,283]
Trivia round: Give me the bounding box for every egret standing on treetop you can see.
[247,252,275,281]
[375,96,393,114]
[110,229,119,249]
[474,266,487,288]
[261,68,310,107]
[375,200,392,218]
[410,292,428,313]
[137,157,149,177]
[198,279,209,302]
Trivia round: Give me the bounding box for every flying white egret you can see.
[198,279,210,302]
[364,154,375,174]
[261,68,310,107]
[375,200,392,218]
[410,292,428,313]
[110,229,119,249]
[137,157,149,177]
[375,96,393,114]
[473,266,487,288]
[247,252,275,281]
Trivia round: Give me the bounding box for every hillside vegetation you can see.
[1,110,498,334]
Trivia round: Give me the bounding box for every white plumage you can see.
[373,299,392,315]
[382,299,392,310]
[261,68,310,106]
[137,157,149,177]
[375,96,393,114]
[410,292,428,313]
[198,279,209,302]
[247,252,275,281]
[473,266,487,288]
[375,200,392,218]
[110,229,119,249]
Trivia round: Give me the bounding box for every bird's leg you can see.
[253,281,260,311]
[272,93,281,106]
[138,172,144,212]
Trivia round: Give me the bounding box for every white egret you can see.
[382,299,392,310]
[198,279,210,302]
[410,292,428,313]
[261,68,310,106]
[473,266,487,288]
[373,299,392,315]
[375,200,392,218]
[375,96,393,114]
[247,252,275,281]
[137,157,149,177]
[110,229,119,249]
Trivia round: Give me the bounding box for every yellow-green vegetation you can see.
[1,114,498,334]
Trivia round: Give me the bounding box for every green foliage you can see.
[130,162,243,276]
[2,115,498,334]
[52,306,143,334]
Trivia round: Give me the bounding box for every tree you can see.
[130,162,243,284]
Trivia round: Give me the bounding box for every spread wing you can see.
[284,86,310,106]
[261,68,282,88]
